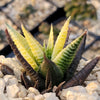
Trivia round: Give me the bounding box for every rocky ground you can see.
[0,55,100,100]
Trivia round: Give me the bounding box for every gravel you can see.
[0,55,100,100]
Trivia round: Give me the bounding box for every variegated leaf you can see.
[6,24,39,71]
[51,17,71,60]
[65,33,86,81]
[46,24,54,59]
[5,29,45,90]
[53,31,87,74]
[21,24,43,65]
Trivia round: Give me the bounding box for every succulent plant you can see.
[64,0,97,20]
[5,17,100,94]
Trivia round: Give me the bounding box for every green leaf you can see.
[53,31,87,74]
[6,24,39,71]
[65,33,86,81]
[5,29,45,90]
[51,17,71,60]
[21,24,43,65]
[46,24,54,59]
[40,55,63,85]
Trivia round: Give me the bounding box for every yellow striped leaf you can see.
[21,24,43,65]
[6,24,39,71]
[53,31,87,73]
[52,16,71,60]
[46,24,54,59]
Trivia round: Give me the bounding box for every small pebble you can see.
[18,84,27,98]
[34,94,44,100]
[8,77,18,85]
[60,86,99,100]
[28,87,40,95]
[0,78,5,93]
[43,93,59,100]
[4,75,14,85]
[0,93,8,100]
[23,97,33,100]
[0,71,3,78]
[86,81,100,95]
[27,93,35,99]
[8,97,22,100]
[7,84,20,98]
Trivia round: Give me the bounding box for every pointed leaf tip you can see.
[46,24,54,59]
[53,31,86,74]
[6,24,39,71]
[68,16,71,20]
[52,16,71,60]
[21,24,43,65]
[82,30,88,36]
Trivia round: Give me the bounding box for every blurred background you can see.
[0,0,100,66]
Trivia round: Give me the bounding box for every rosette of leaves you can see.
[5,17,100,93]
[64,0,97,20]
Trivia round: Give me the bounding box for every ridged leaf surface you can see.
[65,32,86,81]
[46,24,54,59]
[21,25,43,65]
[6,24,39,71]
[52,17,71,60]
[53,32,86,73]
